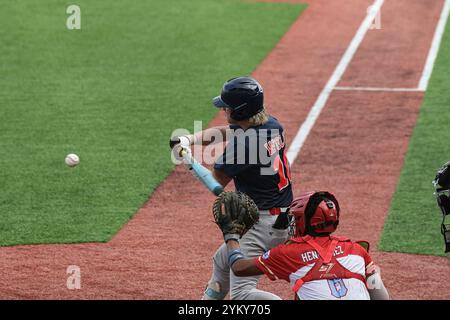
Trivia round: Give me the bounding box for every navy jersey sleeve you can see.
[214,138,253,177]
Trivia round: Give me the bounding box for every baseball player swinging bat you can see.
[178,146,224,196]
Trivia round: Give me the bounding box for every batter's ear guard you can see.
[433,161,450,253]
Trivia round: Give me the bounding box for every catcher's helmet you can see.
[212,77,264,121]
[289,191,340,237]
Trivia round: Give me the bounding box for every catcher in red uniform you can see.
[213,191,390,300]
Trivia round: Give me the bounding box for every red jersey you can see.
[255,235,373,300]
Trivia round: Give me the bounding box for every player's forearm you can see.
[171,126,228,148]
[226,240,263,277]
[191,126,228,146]
[366,272,390,300]
[368,287,390,300]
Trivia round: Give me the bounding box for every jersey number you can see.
[273,149,292,191]
[327,279,348,298]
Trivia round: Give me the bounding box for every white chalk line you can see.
[334,86,424,92]
[287,0,450,165]
[335,0,450,94]
[419,0,450,91]
[286,0,385,165]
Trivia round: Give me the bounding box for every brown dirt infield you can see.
[0,0,448,299]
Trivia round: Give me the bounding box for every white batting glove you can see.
[169,135,195,149]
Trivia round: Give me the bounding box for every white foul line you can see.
[286,0,385,165]
[334,86,424,92]
[418,0,450,91]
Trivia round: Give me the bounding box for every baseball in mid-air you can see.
[65,153,80,167]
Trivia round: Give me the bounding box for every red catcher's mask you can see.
[289,191,340,237]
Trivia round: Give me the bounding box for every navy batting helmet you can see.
[212,77,264,121]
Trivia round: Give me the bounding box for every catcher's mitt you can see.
[212,192,259,242]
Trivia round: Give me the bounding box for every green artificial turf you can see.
[0,0,305,245]
[379,18,450,257]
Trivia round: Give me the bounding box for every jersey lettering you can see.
[264,135,285,156]
[300,245,345,263]
[301,251,319,263]
[334,245,344,256]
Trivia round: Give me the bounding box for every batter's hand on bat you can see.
[169,135,192,149]
[170,135,193,159]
